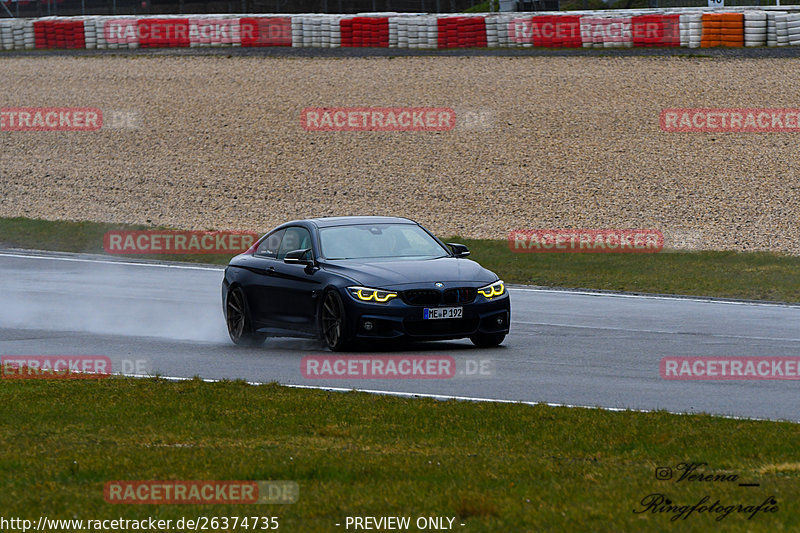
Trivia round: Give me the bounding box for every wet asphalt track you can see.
[1,249,799,422]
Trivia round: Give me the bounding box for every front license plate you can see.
[423,307,463,320]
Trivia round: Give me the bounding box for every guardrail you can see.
[1,9,798,51]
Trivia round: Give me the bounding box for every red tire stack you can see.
[33,20,47,48]
[340,17,389,47]
[532,15,581,47]
[33,20,85,49]
[632,14,679,47]
[437,16,487,48]
[340,18,353,47]
[240,17,292,47]
[663,14,680,47]
[137,18,190,48]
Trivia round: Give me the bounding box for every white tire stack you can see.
[424,15,437,49]
[408,15,420,49]
[493,14,509,48]
[291,15,303,47]
[320,16,331,48]
[680,13,702,48]
[330,15,342,48]
[501,14,520,48]
[682,12,702,48]
[485,14,498,47]
[301,16,312,48]
[580,16,594,48]
[228,16,242,47]
[787,13,800,46]
[0,19,12,51]
[766,12,782,47]
[83,17,97,49]
[606,16,632,48]
[775,14,788,47]
[744,10,766,47]
[12,19,29,50]
[23,19,34,49]
[389,15,400,48]
[679,13,689,47]
[95,17,108,49]
[127,16,139,49]
[313,16,325,48]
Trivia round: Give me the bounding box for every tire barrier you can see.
[632,14,679,47]
[11,10,800,52]
[788,13,800,46]
[505,15,581,47]
[580,16,632,48]
[721,13,744,47]
[137,17,190,48]
[437,16,487,48]
[776,13,789,47]
[341,16,389,47]
[680,13,702,48]
[34,18,85,49]
[744,11,767,47]
[240,17,292,47]
[391,15,438,49]
[701,13,722,47]
[766,11,782,47]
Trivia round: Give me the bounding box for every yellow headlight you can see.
[350,287,398,303]
[478,281,505,299]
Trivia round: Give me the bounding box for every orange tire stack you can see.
[720,13,744,47]
[700,13,721,47]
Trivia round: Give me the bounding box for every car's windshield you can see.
[320,223,449,260]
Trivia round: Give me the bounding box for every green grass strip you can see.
[0,377,797,531]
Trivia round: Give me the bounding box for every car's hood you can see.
[320,257,497,289]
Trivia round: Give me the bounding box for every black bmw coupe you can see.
[222,216,510,350]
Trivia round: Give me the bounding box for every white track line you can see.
[510,286,799,308]
[119,372,795,424]
[0,251,223,271]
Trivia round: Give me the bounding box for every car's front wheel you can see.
[469,332,505,348]
[225,287,266,346]
[320,290,351,351]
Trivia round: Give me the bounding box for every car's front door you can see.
[245,229,285,327]
[270,226,321,334]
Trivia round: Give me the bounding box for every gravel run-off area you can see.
[1,55,799,253]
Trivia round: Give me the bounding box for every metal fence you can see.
[0,0,487,17]
[0,0,794,18]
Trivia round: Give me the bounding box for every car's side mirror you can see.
[284,248,314,266]
[447,243,470,258]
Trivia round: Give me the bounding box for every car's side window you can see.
[277,227,312,260]
[255,229,285,258]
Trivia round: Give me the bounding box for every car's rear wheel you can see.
[469,332,505,348]
[225,287,266,346]
[320,290,351,351]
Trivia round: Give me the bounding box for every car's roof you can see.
[303,216,416,228]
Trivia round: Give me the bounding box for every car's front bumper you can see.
[340,291,510,342]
